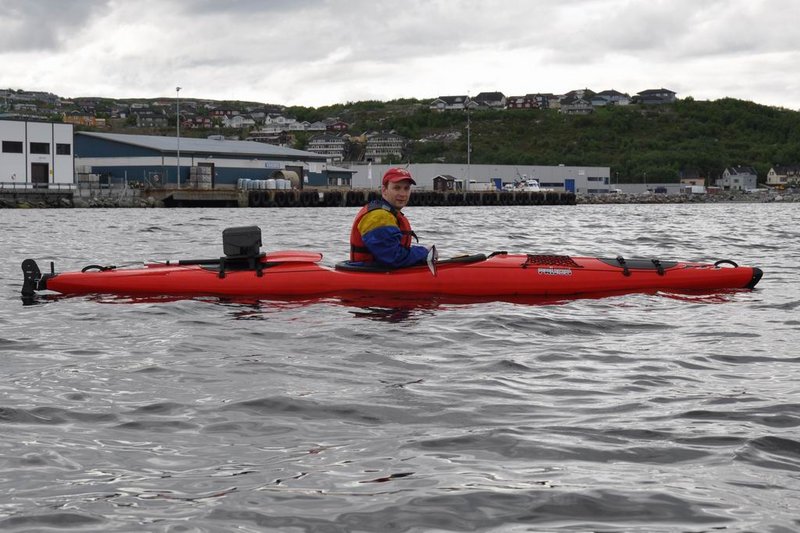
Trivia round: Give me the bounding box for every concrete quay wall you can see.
[245,189,576,208]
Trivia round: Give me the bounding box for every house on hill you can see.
[223,115,256,129]
[135,110,168,128]
[591,89,631,106]
[532,93,560,109]
[63,111,103,127]
[326,120,349,132]
[307,133,348,162]
[506,95,538,109]
[472,92,506,109]
[766,165,800,187]
[563,89,595,101]
[560,96,593,115]
[365,132,405,163]
[264,113,296,127]
[429,95,470,111]
[718,165,757,191]
[635,88,677,105]
[307,121,328,132]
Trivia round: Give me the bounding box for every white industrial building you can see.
[0,120,74,187]
[348,163,611,194]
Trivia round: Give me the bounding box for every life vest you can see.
[350,201,418,262]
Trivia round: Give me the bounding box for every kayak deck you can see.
[22,251,763,301]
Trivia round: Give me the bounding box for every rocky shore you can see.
[577,190,800,204]
[0,194,161,209]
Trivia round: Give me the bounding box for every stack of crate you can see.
[188,166,212,189]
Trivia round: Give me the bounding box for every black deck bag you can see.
[223,226,262,258]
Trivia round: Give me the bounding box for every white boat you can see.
[519,179,542,192]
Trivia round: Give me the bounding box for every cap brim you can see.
[385,177,416,185]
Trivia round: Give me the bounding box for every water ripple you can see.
[1,204,798,531]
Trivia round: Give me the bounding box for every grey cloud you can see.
[177,0,324,16]
[0,0,112,51]
[2,0,798,109]
[569,0,800,61]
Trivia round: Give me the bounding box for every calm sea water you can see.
[1,203,799,532]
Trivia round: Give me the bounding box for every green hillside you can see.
[288,98,800,184]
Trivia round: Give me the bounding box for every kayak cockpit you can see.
[335,253,488,272]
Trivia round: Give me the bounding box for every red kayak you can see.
[21,250,762,302]
[21,226,762,301]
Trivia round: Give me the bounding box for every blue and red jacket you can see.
[349,200,428,267]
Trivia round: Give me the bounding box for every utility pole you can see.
[466,95,471,188]
[176,86,181,188]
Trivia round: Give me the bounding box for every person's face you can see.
[382,180,413,210]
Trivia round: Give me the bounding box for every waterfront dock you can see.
[0,186,577,208]
[4,185,795,209]
[244,189,576,208]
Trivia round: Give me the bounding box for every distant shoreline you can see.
[2,188,797,209]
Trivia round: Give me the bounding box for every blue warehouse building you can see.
[74,132,352,188]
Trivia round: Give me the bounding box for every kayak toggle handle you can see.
[81,264,116,272]
[714,259,739,268]
[616,256,631,277]
[651,258,665,276]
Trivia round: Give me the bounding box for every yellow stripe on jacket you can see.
[357,209,398,236]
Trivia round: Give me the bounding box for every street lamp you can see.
[176,86,181,188]
[466,95,471,188]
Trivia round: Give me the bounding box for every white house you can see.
[429,96,470,111]
[766,165,800,187]
[222,115,256,129]
[592,89,631,106]
[307,134,348,162]
[264,114,297,126]
[365,132,405,162]
[718,166,758,191]
[1,119,74,187]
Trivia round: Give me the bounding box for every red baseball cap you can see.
[382,167,416,186]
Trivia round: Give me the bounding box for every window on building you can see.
[30,142,50,154]
[56,143,71,155]
[2,141,23,153]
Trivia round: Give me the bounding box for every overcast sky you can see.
[2,0,798,109]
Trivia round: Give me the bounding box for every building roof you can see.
[326,165,357,174]
[724,165,757,175]
[474,91,505,102]
[76,131,325,160]
[431,95,469,105]
[595,89,629,98]
[637,88,676,96]
[771,164,800,174]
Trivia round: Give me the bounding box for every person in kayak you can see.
[349,167,431,268]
